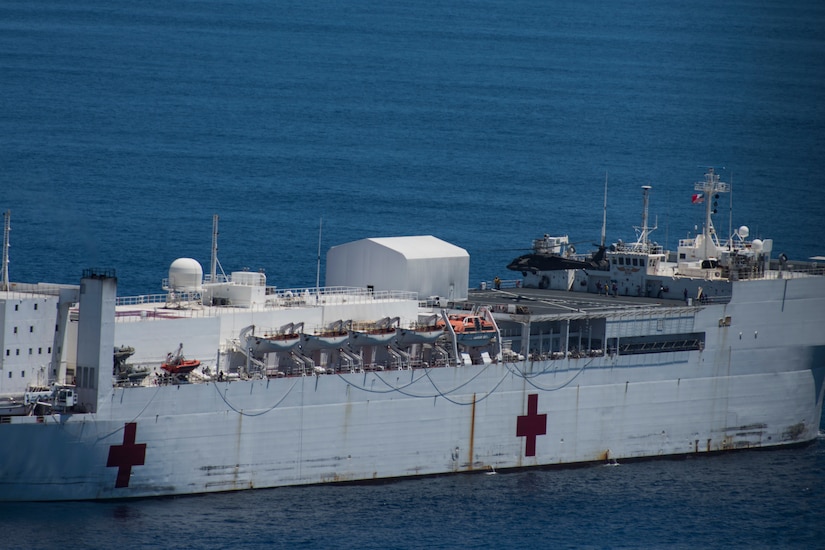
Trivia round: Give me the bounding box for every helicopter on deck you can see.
[506,234,609,274]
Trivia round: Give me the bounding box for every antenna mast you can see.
[728,172,733,250]
[1,210,9,291]
[601,172,608,247]
[640,185,652,246]
[315,218,323,293]
[210,214,219,282]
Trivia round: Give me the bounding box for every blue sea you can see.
[1,0,824,547]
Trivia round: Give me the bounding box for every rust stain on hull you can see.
[783,422,806,441]
[468,393,476,471]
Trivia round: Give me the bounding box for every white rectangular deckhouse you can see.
[326,235,470,301]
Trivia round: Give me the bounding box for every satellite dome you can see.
[168,258,203,291]
[751,239,763,252]
[738,225,750,239]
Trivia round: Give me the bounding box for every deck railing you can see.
[113,286,419,322]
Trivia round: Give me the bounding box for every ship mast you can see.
[641,185,651,247]
[210,214,219,282]
[632,185,656,251]
[1,210,9,291]
[695,168,729,259]
[601,172,608,248]
[316,217,323,294]
[728,172,733,250]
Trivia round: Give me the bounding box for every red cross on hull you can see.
[107,422,146,488]
[516,393,547,457]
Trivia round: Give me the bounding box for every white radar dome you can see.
[751,239,763,252]
[168,258,203,291]
[738,225,750,239]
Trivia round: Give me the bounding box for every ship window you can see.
[29,348,33,355]
[632,258,638,266]
[34,303,38,310]
[38,347,42,354]
[641,259,646,266]
[15,349,19,356]
[48,347,52,353]
[20,371,24,378]
[612,258,617,265]
[679,253,686,259]
[614,332,706,355]
[13,326,17,334]
[618,257,624,265]
[14,304,18,311]
[29,326,34,333]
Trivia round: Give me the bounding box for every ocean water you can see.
[1,442,825,549]
[1,0,824,547]
[2,0,824,297]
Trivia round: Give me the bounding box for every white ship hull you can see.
[0,357,820,501]
[1,276,823,502]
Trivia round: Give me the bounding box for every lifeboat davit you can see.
[349,317,399,347]
[395,314,444,346]
[301,320,350,351]
[241,323,303,354]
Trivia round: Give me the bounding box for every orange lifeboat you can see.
[161,343,201,374]
[161,358,201,374]
[437,314,496,347]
